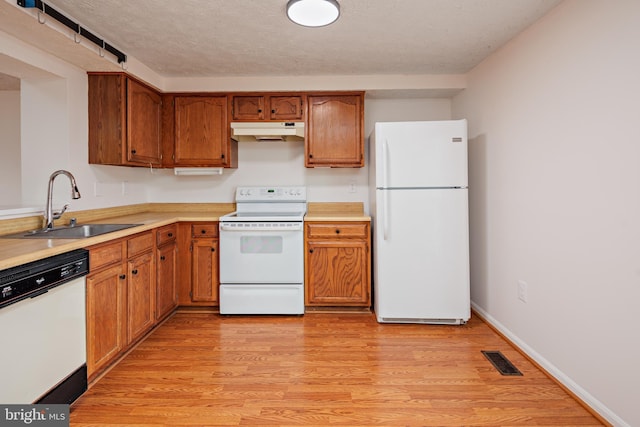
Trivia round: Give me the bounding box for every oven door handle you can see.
[220,223,303,232]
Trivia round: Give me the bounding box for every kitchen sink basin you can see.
[2,223,142,239]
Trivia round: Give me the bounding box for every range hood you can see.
[231,122,305,142]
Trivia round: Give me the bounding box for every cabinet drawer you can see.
[156,224,177,246]
[127,232,154,258]
[191,223,218,238]
[89,241,123,271]
[306,223,369,239]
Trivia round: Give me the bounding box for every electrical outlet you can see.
[517,280,528,303]
[94,182,103,197]
[348,181,357,193]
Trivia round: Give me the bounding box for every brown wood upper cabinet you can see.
[306,93,365,168]
[88,73,162,167]
[172,95,234,167]
[231,94,305,121]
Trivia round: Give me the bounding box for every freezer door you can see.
[373,188,470,323]
[373,120,468,188]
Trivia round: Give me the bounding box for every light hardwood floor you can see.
[70,312,605,426]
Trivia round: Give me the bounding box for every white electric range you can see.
[219,186,307,314]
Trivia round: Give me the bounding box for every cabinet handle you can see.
[131,149,137,155]
[271,109,276,113]
[132,269,138,275]
[309,249,314,253]
[160,255,166,261]
[167,233,173,237]
[221,153,225,159]
[119,274,126,280]
[211,247,216,252]
[309,154,313,158]
[335,229,341,234]
[201,229,206,234]
[258,109,262,113]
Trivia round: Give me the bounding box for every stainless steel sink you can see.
[2,223,142,239]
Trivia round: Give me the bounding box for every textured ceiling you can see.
[32,0,562,78]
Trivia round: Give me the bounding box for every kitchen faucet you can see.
[43,170,81,230]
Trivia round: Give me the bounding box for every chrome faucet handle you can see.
[52,204,70,220]
[43,170,81,230]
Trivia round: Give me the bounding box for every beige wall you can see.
[0,90,20,205]
[453,1,639,425]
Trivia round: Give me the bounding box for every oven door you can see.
[219,222,304,284]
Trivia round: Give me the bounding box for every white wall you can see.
[452,1,639,425]
[1,0,634,424]
[20,78,68,206]
[1,28,454,215]
[0,25,450,216]
[0,90,21,205]
[364,97,452,133]
[143,97,451,211]
[0,30,150,212]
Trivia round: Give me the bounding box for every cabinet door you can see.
[306,240,369,306]
[191,238,219,302]
[270,95,304,120]
[86,264,126,378]
[127,251,155,343]
[127,79,162,165]
[306,94,364,167]
[88,74,126,165]
[156,242,177,320]
[232,95,265,120]
[175,96,229,166]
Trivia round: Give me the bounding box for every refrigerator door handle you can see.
[382,139,390,189]
[383,189,389,240]
[382,139,390,240]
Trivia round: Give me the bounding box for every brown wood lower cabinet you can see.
[175,222,220,306]
[190,223,219,303]
[86,231,155,380]
[191,238,219,302]
[305,221,371,307]
[126,250,154,343]
[85,263,126,378]
[155,224,177,320]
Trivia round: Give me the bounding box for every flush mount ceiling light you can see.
[286,0,340,27]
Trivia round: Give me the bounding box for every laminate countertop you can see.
[0,202,370,271]
[0,206,234,271]
[304,202,371,222]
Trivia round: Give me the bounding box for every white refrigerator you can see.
[369,119,470,324]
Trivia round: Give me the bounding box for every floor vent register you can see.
[481,350,523,376]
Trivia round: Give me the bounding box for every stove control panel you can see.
[235,186,307,202]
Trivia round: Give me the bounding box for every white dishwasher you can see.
[0,249,89,404]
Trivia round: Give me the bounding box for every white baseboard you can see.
[471,302,628,427]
